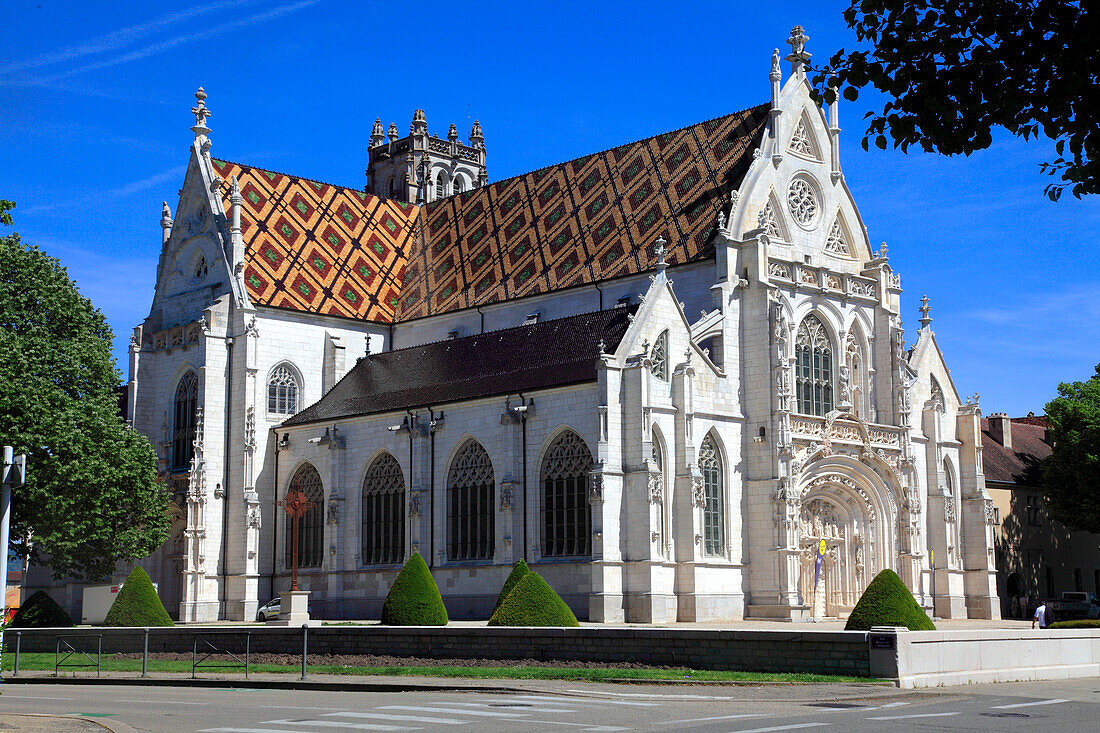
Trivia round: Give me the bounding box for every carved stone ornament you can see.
[984,498,997,525]
[588,472,604,503]
[246,505,262,529]
[243,406,256,451]
[327,501,340,525]
[648,472,663,504]
[691,475,706,508]
[944,495,956,524]
[408,494,421,517]
[500,485,514,511]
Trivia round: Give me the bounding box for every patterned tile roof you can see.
[209,103,768,324]
[211,159,419,322]
[396,104,770,320]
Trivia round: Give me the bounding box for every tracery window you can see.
[930,376,945,412]
[845,331,863,418]
[789,118,815,158]
[759,200,782,239]
[541,430,594,558]
[650,330,668,381]
[796,314,833,416]
[787,178,819,227]
[361,453,405,565]
[267,364,300,415]
[825,219,850,255]
[447,440,495,561]
[193,255,208,281]
[172,371,199,471]
[285,463,324,569]
[699,434,724,556]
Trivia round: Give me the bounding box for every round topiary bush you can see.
[488,572,579,627]
[380,552,448,626]
[9,590,75,628]
[493,558,530,613]
[845,569,935,631]
[102,566,174,627]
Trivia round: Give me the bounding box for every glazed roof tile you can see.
[283,305,636,425]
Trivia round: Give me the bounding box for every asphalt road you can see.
[1,679,1099,732]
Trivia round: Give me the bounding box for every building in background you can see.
[27,27,1003,623]
[986,414,1100,619]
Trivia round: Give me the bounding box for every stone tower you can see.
[366,111,487,204]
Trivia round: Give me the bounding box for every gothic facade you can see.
[31,28,1000,623]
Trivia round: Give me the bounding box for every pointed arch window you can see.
[760,199,783,239]
[699,434,725,556]
[650,330,669,381]
[285,463,324,569]
[796,314,833,416]
[845,331,864,418]
[930,376,945,412]
[825,218,850,255]
[541,430,594,558]
[172,371,199,471]
[268,364,300,415]
[361,453,405,565]
[447,440,495,561]
[651,432,667,557]
[789,117,816,158]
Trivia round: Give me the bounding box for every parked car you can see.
[1052,592,1100,621]
[256,598,280,622]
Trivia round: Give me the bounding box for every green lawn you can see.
[1,652,872,684]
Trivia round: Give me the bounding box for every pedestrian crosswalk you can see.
[199,695,636,733]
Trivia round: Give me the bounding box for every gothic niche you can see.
[797,497,866,616]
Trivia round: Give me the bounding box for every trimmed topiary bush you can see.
[493,558,530,613]
[381,552,448,626]
[845,569,935,631]
[1051,619,1100,629]
[9,590,75,628]
[103,566,174,627]
[488,572,579,627]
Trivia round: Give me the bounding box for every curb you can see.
[0,713,140,733]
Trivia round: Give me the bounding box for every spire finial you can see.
[470,119,484,149]
[653,235,668,273]
[411,109,427,135]
[785,25,811,72]
[190,86,211,139]
[370,117,385,147]
[230,175,242,202]
[919,295,932,329]
[387,122,398,142]
[447,122,458,141]
[878,241,889,259]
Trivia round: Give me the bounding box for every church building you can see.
[38,27,1002,623]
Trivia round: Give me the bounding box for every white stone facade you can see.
[29,31,999,623]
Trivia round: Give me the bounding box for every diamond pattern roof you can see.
[209,103,768,324]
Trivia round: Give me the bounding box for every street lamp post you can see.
[1,446,28,688]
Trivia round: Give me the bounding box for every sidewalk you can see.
[2,669,905,702]
[0,714,137,733]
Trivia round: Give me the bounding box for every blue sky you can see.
[3,0,1097,416]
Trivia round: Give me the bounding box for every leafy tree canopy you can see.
[0,201,168,580]
[1041,363,1100,533]
[810,1,1097,200]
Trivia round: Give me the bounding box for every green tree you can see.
[810,1,1097,200]
[1041,363,1100,533]
[0,200,168,580]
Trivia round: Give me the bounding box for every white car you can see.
[256,598,280,622]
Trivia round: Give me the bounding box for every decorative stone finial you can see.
[230,175,242,202]
[387,122,399,142]
[786,25,810,59]
[757,207,769,231]
[653,235,668,273]
[770,48,782,81]
[447,123,458,141]
[161,201,173,229]
[878,241,889,259]
[370,117,385,147]
[411,109,427,134]
[191,87,211,138]
[598,338,606,355]
[470,119,484,148]
[717,210,727,231]
[919,295,932,329]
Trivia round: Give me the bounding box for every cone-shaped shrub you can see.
[9,590,75,628]
[845,569,935,631]
[493,558,530,613]
[488,572,579,627]
[381,552,448,625]
[102,566,174,627]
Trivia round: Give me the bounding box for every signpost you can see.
[1,446,29,688]
[930,548,936,616]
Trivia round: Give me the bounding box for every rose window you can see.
[787,178,819,227]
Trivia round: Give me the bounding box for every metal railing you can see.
[55,634,102,676]
[192,632,250,679]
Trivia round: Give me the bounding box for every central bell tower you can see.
[366,110,487,204]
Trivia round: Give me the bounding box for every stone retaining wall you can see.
[3,626,872,678]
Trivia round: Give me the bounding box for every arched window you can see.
[845,331,863,418]
[699,433,724,556]
[453,176,465,194]
[541,430,594,558]
[651,431,667,557]
[447,440,495,561]
[285,463,324,569]
[650,330,668,381]
[267,364,300,415]
[930,376,945,412]
[361,453,405,565]
[172,371,199,471]
[943,457,960,567]
[796,314,833,416]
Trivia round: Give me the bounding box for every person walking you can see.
[1033,600,1051,629]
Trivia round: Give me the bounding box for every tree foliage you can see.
[102,566,174,627]
[0,201,168,580]
[1041,363,1100,533]
[8,589,74,628]
[810,1,1097,200]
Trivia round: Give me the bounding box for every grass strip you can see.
[1,652,868,683]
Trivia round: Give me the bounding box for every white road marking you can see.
[201,729,319,733]
[437,701,579,713]
[992,698,1069,709]
[522,723,630,732]
[379,705,527,718]
[1,695,74,700]
[263,720,414,731]
[561,691,658,705]
[866,712,960,721]
[114,698,208,705]
[728,724,829,733]
[260,706,352,711]
[660,713,764,724]
[326,712,469,725]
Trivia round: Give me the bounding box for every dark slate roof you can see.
[284,305,638,425]
[982,416,1051,487]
